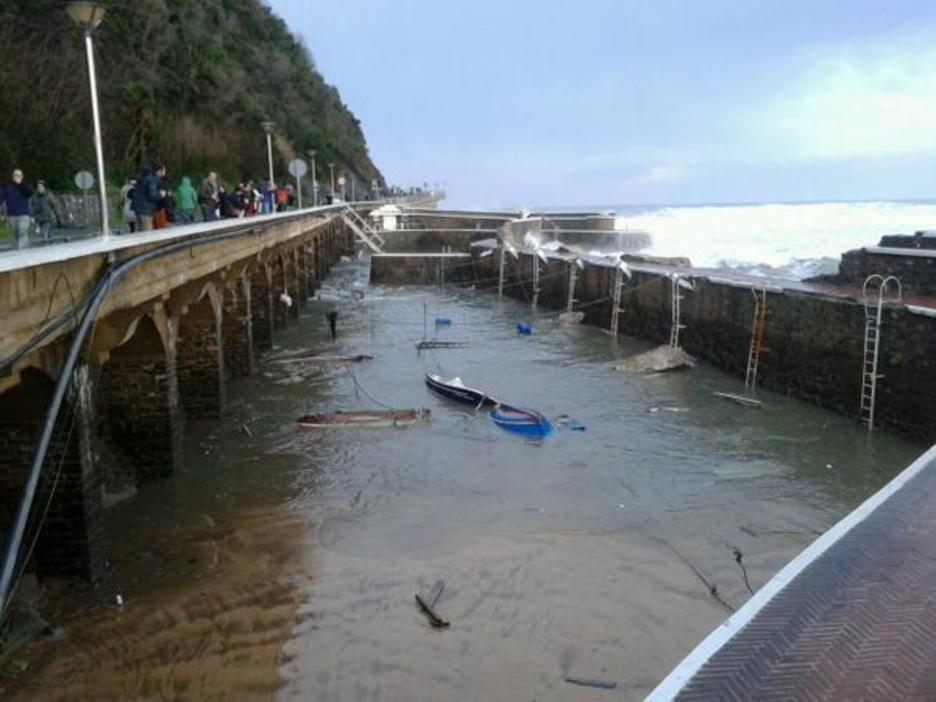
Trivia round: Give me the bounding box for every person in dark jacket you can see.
[199,172,220,222]
[132,164,165,231]
[1,169,34,249]
[32,180,59,242]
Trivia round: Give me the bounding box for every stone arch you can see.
[176,280,226,419]
[99,314,182,481]
[250,262,274,352]
[222,275,253,378]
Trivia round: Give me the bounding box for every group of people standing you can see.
[0,169,61,249]
[0,164,303,250]
[121,165,297,233]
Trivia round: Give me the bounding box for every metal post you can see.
[84,30,109,239]
[566,261,577,312]
[610,266,623,336]
[329,164,335,199]
[265,132,274,187]
[498,245,506,298]
[532,254,540,309]
[310,155,317,206]
[296,174,303,209]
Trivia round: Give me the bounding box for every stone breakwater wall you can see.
[466,251,936,443]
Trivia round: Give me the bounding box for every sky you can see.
[271,0,936,209]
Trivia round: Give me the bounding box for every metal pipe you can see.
[84,30,109,239]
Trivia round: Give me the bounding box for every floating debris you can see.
[555,414,586,431]
[434,317,452,326]
[516,322,533,335]
[416,340,468,350]
[558,311,585,325]
[415,580,450,628]
[564,677,618,690]
[297,409,430,428]
[713,391,763,408]
[615,345,695,374]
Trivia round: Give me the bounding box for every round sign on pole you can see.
[74,170,95,191]
[288,158,308,178]
[337,176,346,186]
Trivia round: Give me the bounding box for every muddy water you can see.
[9,260,924,701]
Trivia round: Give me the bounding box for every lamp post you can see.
[307,150,317,207]
[261,120,275,188]
[328,163,335,201]
[67,2,110,240]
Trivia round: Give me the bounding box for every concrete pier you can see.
[0,207,354,581]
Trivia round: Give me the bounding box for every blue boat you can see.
[425,373,498,408]
[489,404,553,438]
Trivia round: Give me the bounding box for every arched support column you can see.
[272,256,289,329]
[176,283,226,419]
[250,263,275,353]
[99,311,182,481]
[286,251,301,321]
[223,276,254,378]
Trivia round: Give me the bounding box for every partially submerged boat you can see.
[271,354,373,365]
[489,404,553,438]
[425,374,498,408]
[297,408,430,428]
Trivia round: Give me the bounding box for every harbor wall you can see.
[468,252,936,443]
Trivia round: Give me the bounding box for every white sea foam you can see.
[614,201,936,279]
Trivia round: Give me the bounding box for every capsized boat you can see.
[489,404,553,438]
[425,373,498,408]
[297,408,430,428]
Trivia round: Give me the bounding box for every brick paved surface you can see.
[675,452,936,701]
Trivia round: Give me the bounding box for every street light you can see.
[307,150,317,207]
[66,2,110,240]
[328,163,335,200]
[261,120,275,188]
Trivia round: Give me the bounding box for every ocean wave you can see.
[614,201,936,279]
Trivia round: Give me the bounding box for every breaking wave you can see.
[614,201,936,279]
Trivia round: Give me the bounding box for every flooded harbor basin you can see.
[8,261,924,701]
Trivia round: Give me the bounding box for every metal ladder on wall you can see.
[860,274,902,432]
[669,275,688,348]
[341,205,385,253]
[566,260,578,312]
[610,264,625,336]
[745,289,769,391]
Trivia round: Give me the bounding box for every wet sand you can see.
[5,510,310,701]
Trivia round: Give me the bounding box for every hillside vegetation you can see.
[0,0,382,190]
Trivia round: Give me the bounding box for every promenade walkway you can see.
[649,444,936,701]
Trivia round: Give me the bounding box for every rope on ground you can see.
[345,367,397,410]
[733,547,755,596]
[669,545,736,613]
